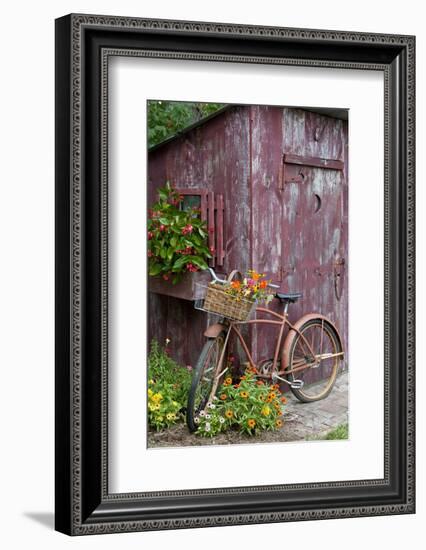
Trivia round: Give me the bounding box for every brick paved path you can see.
[282,370,348,440]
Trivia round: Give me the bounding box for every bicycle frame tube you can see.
[206,304,343,405]
[229,306,322,376]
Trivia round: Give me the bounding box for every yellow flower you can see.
[268,392,277,400]
[225,409,233,419]
[152,393,163,403]
[147,388,153,397]
[247,418,256,429]
[276,418,283,428]
[148,379,154,385]
[261,406,271,416]
[166,412,176,421]
[240,391,249,399]
[224,377,233,386]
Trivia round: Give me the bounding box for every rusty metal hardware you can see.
[334,257,345,301]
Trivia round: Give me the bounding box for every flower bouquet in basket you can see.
[203,269,274,321]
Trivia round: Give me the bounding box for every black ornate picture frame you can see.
[55,14,415,535]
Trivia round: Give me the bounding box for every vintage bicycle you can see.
[186,268,345,432]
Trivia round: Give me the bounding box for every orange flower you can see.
[225,409,233,419]
[247,418,256,429]
[276,419,283,428]
[268,392,277,400]
[281,396,287,404]
[240,375,246,381]
[234,383,240,389]
[260,280,267,288]
[271,384,280,391]
[231,280,241,289]
[224,377,232,386]
[240,391,249,398]
[220,394,227,401]
[252,272,261,281]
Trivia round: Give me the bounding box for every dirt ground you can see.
[148,371,349,449]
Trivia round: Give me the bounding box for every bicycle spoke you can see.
[287,321,340,401]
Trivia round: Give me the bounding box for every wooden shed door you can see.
[281,156,346,321]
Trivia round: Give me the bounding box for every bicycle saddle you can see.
[275,292,303,303]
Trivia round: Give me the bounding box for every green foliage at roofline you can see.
[148,100,225,148]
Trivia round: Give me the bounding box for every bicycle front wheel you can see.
[186,333,226,432]
[286,319,342,402]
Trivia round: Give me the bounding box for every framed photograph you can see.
[55,14,415,535]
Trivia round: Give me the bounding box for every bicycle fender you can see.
[281,313,344,369]
[204,323,226,338]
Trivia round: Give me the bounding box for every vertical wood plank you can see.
[208,191,215,267]
[216,194,224,266]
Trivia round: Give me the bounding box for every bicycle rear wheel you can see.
[286,319,342,402]
[186,333,226,432]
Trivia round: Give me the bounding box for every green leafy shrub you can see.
[148,183,212,283]
[147,100,224,148]
[147,339,192,431]
[196,368,287,437]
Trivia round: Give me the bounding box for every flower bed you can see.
[195,367,287,437]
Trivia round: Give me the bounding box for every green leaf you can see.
[191,234,202,246]
[158,189,168,201]
[149,263,162,276]
[172,256,188,270]
[189,256,208,269]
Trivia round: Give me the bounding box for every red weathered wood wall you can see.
[147,106,251,366]
[147,105,348,375]
[249,106,348,371]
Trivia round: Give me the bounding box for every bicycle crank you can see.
[271,372,304,389]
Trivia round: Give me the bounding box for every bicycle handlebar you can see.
[208,267,228,284]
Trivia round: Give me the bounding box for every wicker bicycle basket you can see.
[200,270,255,321]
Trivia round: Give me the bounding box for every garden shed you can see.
[147,104,348,374]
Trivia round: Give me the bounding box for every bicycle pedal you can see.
[290,379,304,389]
